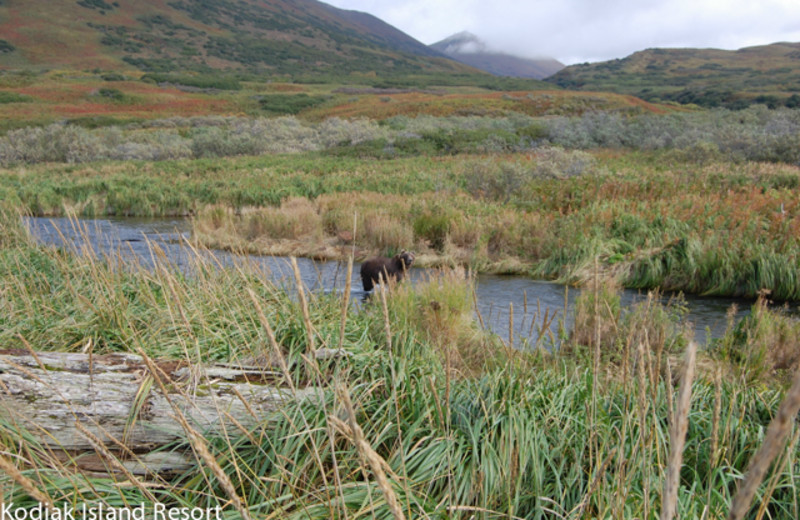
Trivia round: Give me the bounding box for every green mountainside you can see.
[2,0,799,101]
[545,42,800,108]
[0,0,506,85]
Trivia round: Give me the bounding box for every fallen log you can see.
[0,349,327,476]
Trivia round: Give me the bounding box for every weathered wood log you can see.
[0,349,329,476]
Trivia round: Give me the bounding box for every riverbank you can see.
[187,152,800,302]
[2,205,800,518]
[4,150,799,299]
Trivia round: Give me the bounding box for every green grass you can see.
[1,207,799,518]
[257,93,330,114]
[0,91,31,104]
[3,145,800,300]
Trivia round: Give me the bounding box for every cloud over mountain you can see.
[431,32,564,79]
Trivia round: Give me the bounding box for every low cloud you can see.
[326,0,800,64]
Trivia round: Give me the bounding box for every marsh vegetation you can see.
[1,207,800,518]
[2,107,800,299]
[1,80,800,518]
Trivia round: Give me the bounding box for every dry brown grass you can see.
[361,212,415,252]
[569,275,621,352]
[661,341,697,520]
[192,191,548,272]
[716,295,800,384]
[747,297,800,373]
[244,197,322,240]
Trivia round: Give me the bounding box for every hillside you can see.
[545,42,800,108]
[432,32,564,79]
[0,0,483,82]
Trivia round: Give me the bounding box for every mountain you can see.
[0,0,481,81]
[545,42,800,108]
[431,32,564,79]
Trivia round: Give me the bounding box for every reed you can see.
[6,147,800,299]
[2,209,800,519]
[660,341,697,520]
[728,366,800,520]
[0,453,54,510]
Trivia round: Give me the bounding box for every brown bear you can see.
[360,250,415,291]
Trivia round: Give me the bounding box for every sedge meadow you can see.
[1,68,800,519]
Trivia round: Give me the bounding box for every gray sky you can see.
[324,0,800,64]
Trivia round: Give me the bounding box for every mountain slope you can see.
[0,0,477,80]
[431,32,564,79]
[545,42,800,108]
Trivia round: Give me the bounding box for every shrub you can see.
[0,92,31,104]
[0,124,102,165]
[0,39,16,53]
[669,141,722,164]
[463,161,527,202]
[315,117,385,148]
[140,73,242,90]
[109,131,192,161]
[412,204,457,252]
[532,146,596,178]
[258,94,328,115]
[447,214,482,250]
[516,122,549,143]
[464,148,595,203]
[1,107,799,167]
[190,126,259,158]
[96,87,126,102]
[419,128,519,154]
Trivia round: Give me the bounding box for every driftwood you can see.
[0,349,330,476]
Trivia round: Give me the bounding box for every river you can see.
[24,216,757,347]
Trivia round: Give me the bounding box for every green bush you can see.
[140,73,242,90]
[258,94,328,115]
[1,107,799,167]
[713,296,800,382]
[0,39,15,53]
[0,92,31,104]
[463,161,527,202]
[413,210,452,251]
[516,122,549,142]
[96,87,126,102]
[420,128,519,154]
[101,72,126,81]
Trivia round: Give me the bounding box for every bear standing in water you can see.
[360,251,415,292]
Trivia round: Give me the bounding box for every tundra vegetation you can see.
[1,105,799,298]
[0,74,799,517]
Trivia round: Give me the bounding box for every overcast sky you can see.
[324,0,800,64]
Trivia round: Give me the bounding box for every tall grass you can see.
[3,147,800,299]
[711,294,800,383]
[2,208,800,518]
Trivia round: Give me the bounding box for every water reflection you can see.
[25,216,757,347]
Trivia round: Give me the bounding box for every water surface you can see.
[25,216,758,347]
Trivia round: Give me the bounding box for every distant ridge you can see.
[431,31,564,79]
[545,41,800,108]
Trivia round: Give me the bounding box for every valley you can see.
[1,1,800,518]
